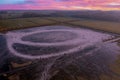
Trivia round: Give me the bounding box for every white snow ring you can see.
[5,28,104,59]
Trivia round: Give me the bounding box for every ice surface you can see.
[0,26,119,80]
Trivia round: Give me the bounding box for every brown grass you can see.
[0,17,120,34]
[0,17,57,32]
[69,19,120,34]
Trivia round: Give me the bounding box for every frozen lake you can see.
[0,26,120,80]
[5,26,118,59]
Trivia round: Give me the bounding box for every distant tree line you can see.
[0,11,8,19]
[21,12,67,18]
[0,11,8,14]
[21,12,52,18]
[0,11,120,22]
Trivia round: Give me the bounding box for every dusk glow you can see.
[0,0,120,11]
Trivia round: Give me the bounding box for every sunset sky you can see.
[0,0,120,11]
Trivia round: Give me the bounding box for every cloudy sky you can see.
[0,0,120,10]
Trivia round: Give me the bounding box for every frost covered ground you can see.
[0,26,120,80]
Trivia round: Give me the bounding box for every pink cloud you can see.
[0,0,120,10]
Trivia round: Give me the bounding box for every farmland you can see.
[0,17,120,34]
[69,19,120,34]
[0,17,57,32]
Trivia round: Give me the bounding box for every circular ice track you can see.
[6,26,111,59]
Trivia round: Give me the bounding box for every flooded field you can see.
[0,26,120,80]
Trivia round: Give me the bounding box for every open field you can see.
[0,17,120,34]
[69,19,120,34]
[0,17,57,32]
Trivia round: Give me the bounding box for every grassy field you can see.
[0,17,57,32]
[68,19,120,34]
[0,17,120,34]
